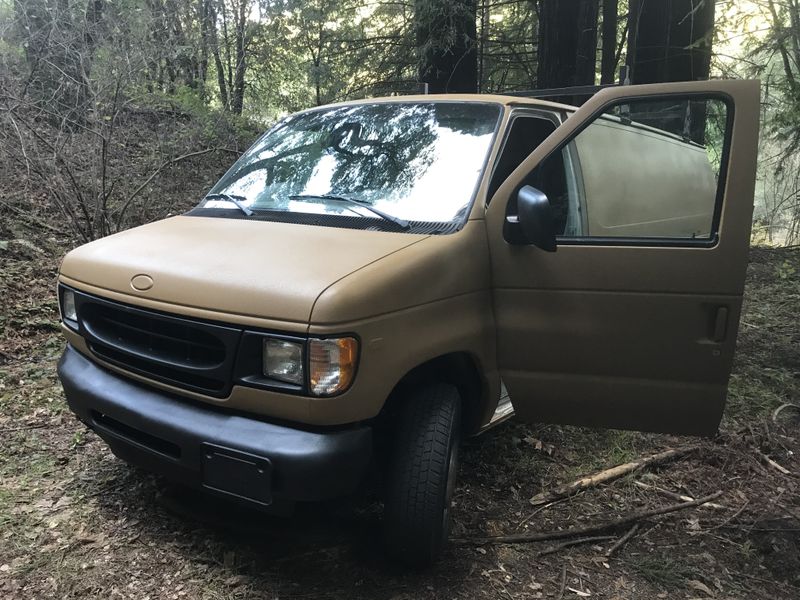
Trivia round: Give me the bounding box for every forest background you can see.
[0,0,798,243]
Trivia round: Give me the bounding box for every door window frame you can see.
[485,108,565,207]
[511,92,737,249]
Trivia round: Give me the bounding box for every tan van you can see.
[56,80,760,565]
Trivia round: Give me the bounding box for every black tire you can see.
[383,383,462,566]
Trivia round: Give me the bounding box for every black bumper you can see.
[58,345,372,509]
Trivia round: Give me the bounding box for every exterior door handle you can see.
[711,306,729,342]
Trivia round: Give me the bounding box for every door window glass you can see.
[527,96,730,242]
[488,115,557,200]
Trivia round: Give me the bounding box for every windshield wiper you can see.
[289,194,410,230]
[203,193,254,216]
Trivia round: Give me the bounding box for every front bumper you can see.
[57,345,372,510]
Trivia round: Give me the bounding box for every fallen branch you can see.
[537,535,616,558]
[515,497,568,530]
[0,422,57,433]
[755,449,792,475]
[633,481,726,509]
[0,199,66,235]
[705,498,750,531]
[773,403,800,423]
[557,565,567,600]
[453,490,723,546]
[604,523,639,557]
[529,447,699,506]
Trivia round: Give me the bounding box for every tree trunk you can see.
[600,0,618,84]
[230,0,247,114]
[209,2,229,108]
[199,0,211,87]
[77,0,105,111]
[627,0,715,84]
[575,0,599,85]
[220,1,234,97]
[537,0,599,89]
[416,0,478,93]
[627,0,715,142]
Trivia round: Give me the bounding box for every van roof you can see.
[297,94,577,115]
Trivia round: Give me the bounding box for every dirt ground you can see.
[1,216,798,598]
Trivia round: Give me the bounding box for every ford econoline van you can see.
[56,80,760,565]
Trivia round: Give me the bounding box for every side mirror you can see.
[505,185,557,251]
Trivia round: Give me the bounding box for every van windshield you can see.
[197,102,501,229]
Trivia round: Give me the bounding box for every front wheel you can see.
[383,383,462,566]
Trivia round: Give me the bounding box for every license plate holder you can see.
[200,443,272,506]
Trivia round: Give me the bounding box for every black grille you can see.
[84,304,225,368]
[75,292,242,397]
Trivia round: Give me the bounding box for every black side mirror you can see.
[504,185,557,251]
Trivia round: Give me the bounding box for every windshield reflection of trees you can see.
[211,103,499,210]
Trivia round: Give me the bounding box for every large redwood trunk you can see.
[627,0,715,84]
[536,0,599,89]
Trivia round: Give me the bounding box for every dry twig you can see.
[515,497,568,530]
[0,422,56,433]
[537,535,616,557]
[755,449,792,475]
[454,490,723,546]
[557,565,567,600]
[529,447,699,506]
[604,523,639,557]
[773,403,800,423]
[633,481,726,509]
[705,498,751,531]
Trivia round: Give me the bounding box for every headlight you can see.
[61,288,77,322]
[263,338,304,385]
[309,337,358,396]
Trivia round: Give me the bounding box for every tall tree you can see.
[230,0,249,113]
[626,0,715,84]
[757,0,800,240]
[626,0,716,143]
[416,0,478,93]
[600,0,618,84]
[536,0,598,89]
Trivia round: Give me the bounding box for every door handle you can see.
[711,306,729,342]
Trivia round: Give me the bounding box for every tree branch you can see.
[454,490,724,546]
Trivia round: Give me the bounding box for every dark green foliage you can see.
[416,0,478,92]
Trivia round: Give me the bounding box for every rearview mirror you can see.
[505,185,557,252]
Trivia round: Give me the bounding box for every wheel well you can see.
[379,352,487,435]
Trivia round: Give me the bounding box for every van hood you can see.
[59,216,427,324]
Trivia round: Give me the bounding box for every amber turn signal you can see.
[308,337,358,396]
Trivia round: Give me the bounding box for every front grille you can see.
[84,304,226,368]
[75,292,243,397]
